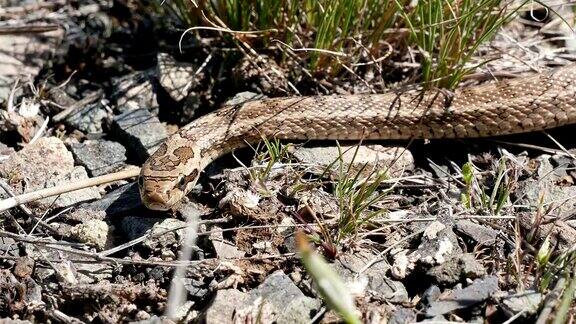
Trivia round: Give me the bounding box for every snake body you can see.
[139,64,576,210]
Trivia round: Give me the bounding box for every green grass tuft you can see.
[397,0,529,89]
[460,157,513,215]
[160,0,542,86]
[333,144,390,244]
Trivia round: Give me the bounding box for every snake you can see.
[139,64,576,210]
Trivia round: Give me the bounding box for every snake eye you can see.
[138,176,144,188]
[177,174,187,190]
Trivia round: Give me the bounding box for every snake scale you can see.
[139,64,576,210]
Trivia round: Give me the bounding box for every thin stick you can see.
[0,168,140,212]
[52,90,103,122]
[0,24,60,35]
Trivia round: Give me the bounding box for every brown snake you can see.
[139,64,576,210]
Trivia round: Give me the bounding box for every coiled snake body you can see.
[140,64,576,210]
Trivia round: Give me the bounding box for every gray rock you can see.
[0,137,74,190]
[428,161,451,179]
[534,154,554,179]
[389,308,417,324]
[246,270,321,324]
[22,277,43,308]
[111,109,167,161]
[292,145,414,178]
[224,91,267,106]
[81,182,142,216]
[157,52,199,102]
[65,101,109,134]
[202,289,250,323]
[333,250,409,303]
[0,141,15,158]
[549,153,572,178]
[0,237,18,258]
[501,290,542,317]
[425,276,500,317]
[47,87,76,108]
[64,208,106,222]
[455,220,499,245]
[39,166,101,208]
[208,227,245,259]
[112,70,159,113]
[119,216,164,240]
[518,211,576,250]
[415,210,462,266]
[171,301,196,323]
[422,285,441,305]
[427,253,486,285]
[184,277,210,299]
[517,155,576,217]
[517,179,576,216]
[130,315,162,324]
[0,29,64,102]
[69,139,127,176]
[0,137,100,209]
[141,218,186,251]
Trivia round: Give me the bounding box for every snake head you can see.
[139,136,201,211]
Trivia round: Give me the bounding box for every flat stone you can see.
[0,29,64,102]
[119,216,164,240]
[333,250,409,303]
[209,227,245,259]
[414,210,462,266]
[245,270,321,324]
[69,139,127,176]
[112,70,159,113]
[47,87,76,108]
[517,155,576,217]
[501,290,542,317]
[427,253,487,285]
[455,220,499,245]
[0,137,98,209]
[425,276,500,317]
[0,137,74,191]
[141,218,186,251]
[292,145,414,178]
[517,212,576,251]
[202,289,250,323]
[111,109,167,161]
[39,166,101,209]
[13,256,34,279]
[0,237,18,258]
[184,277,210,300]
[157,52,198,102]
[0,137,100,208]
[0,142,15,158]
[518,181,576,216]
[64,208,106,222]
[170,301,196,323]
[81,183,142,216]
[64,100,109,134]
[0,320,32,324]
[389,308,417,324]
[422,285,441,305]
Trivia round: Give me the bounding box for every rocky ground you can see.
[1,0,576,323]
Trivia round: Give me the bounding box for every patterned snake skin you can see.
[139,64,576,210]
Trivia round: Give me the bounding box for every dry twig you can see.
[0,168,140,212]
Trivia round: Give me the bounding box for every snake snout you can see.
[141,189,172,211]
[147,191,169,204]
